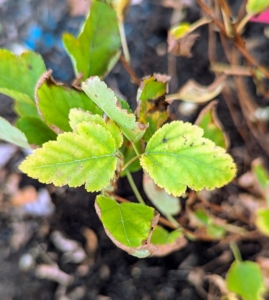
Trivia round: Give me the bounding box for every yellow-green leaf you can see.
[19,122,117,192]
[82,77,147,142]
[247,0,269,15]
[140,121,236,197]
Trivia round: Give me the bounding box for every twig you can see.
[119,54,140,86]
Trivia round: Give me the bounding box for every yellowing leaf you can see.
[166,75,226,103]
[247,0,269,15]
[140,121,236,197]
[69,108,123,148]
[0,117,31,149]
[137,74,170,141]
[111,0,130,22]
[19,122,118,192]
[82,77,147,142]
[255,208,269,236]
[62,1,121,79]
[36,70,102,132]
[195,101,229,149]
[95,195,159,258]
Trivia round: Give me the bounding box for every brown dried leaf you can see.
[168,32,199,57]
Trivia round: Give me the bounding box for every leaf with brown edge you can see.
[95,195,159,258]
[36,70,102,132]
[150,226,187,257]
[166,75,226,104]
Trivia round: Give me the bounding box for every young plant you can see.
[0,0,237,258]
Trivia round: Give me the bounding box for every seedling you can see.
[0,0,237,258]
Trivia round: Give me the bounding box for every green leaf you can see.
[140,121,236,197]
[247,0,269,15]
[62,1,121,79]
[226,260,265,300]
[95,195,158,258]
[252,159,269,193]
[19,122,117,192]
[0,117,31,149]
[120,138,142,176]
[0,49,46,118]
[82,77,147,142]
[192,209,226,238]
[36,71,102,132]
[195,101,229,149]
[255,208,269,236]
[150,226,187,256]
[69,108,123,148]
[143,173,180,216]
[16,117,57,146]
[137,74,170,141]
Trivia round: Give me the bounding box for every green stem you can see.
[230,241,242,262]
[165,213,182,229]
[119,21,130,63]
[131,141,140,156]
[126,171,145,205]
[123,155,141,172]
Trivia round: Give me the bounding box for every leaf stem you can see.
[230,241,242,262]
[123,155,141,171]
[119,21,130,63]
[131,141,140,156]
[165,213,182,229]
[126,171,145,205]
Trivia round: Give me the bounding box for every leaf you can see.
[168,18,211,57]
[62,1,121,79]
[255,208,269,236]
[69,108,123,148]
[16,117,57,146]
[191,208,226,239]
[120,138,142,176]
[195,101,229,149]
[150,226,187,257]
[36,70,102,132]
[19,122,117,192]
[247,0,269,15]
[143,173,181,216]
[95,195,159,258]
[137,74,170,142]
[0,49,46,118]
[252,158,269,198]
[82,77,147,142]
[140,121,236,197]
[166,75,226,103]
[0,117,31,149]
[226,260,266,300]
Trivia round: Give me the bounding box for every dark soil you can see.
[1,0,269,299]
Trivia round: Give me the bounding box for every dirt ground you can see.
[1,0,269,299]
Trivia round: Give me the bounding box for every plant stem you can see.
[165,213,182,229]
[123,155,141,171]
[230,241,242,262]
[131,141,140,156]
[236,14,251,34]
[119,21,130,63]
[126,171,145,205]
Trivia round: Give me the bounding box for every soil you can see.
[0,0,269,299]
